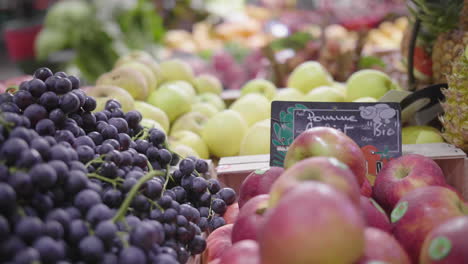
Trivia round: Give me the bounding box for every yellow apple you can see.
[170,130,209,159]
[352,97,378,102]
[162,80,196,98]
[332,82,347,98]
[272,88,304,102]
[194,74,223,95]
[170,111,209,136]
[86,85,135,112]
[194,93,226,111]
[346,69,398,101]
[402,126,444,144]
[159,59,195,84]
[287,61,334,94]
[171,144,200,159]
[192,103,218,118]
[240,119,271,155]
[147,82,192,122]
[230,93,270,127]
[115,61,158,92]
[201,110,248,157]
[134,101,169,132]
[96,67,148,100]
[241,79,277,100]
[305,86,345,102]
[140,118,166,133]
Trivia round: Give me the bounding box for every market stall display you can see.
[0,0,467,263]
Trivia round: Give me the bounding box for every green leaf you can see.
[224,42,249,64]
[358,56,387,69]
[269,32,314,51]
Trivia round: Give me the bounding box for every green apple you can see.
[272,88,304,101]
[240,119,271,155]
[194,93,225,111]
[241,79,277,100]
[194,74,223,95]
[402,126,444,144]
[332,82,347,98]
[230,93,270,127]
[287,61,334,94]
[134,101,169,132]
[201,110,248,157]
[116,62,158,93]
[170,111,209,136]
[170,130,209,159]
[159,59,195,84]
[171,144,199,159]
[86,85,135,112]
[305,86,345,102]
[352,97,378,103]
[192,103,218,118]
[164,80,196,98]
[140,118,166,133]
[96,67,149,100]
[147,82,192,122]
[346,69,398,101]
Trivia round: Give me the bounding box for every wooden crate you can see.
[217,143,468,199]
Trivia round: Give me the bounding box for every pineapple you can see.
[405,0,465,85]
[439,48,468,152]
[432,0,468,82]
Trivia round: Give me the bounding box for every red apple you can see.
[360,177,373,197]
[232,194,269,243]
[357,227,411,264]
[360,196,391,233]
[259,182,365,264]
[391,186,468,263]
[219,240,260,264]
[205,223,233,262]
[269,157,361,207]
[373,154,447,213]
[420,216,468,264]
[238,166,284,208]
[283,127,366,186]
[223,202,239,224]
[207,259,221,264]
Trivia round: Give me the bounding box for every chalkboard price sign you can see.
[270,101,402,176]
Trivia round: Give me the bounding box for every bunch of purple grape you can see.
[0,68,236,264]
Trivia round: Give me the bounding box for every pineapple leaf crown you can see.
[408,0,463,35]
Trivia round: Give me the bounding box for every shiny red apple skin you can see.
[232,194,269,243]
[269,157,361,207]
[238,166,284,208]
[360,196,391,233]
[391,186,468,263]
[373,154,447,213]
[219,240,260,264]
[205,224,233,262]
[259,182,365,264]
[360,177,373,197]
[223,202,239,224]
[357,227,411,264]
[420,216,468,264]
[283,127,367,186]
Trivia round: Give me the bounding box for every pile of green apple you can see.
[85,55,444,160]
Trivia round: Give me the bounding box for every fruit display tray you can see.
[216,143,468,199]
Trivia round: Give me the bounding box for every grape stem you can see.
[161,164,171,196]
[112,169,165,223]
[87,173,122,188]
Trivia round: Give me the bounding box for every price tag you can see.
[270,101,402,176]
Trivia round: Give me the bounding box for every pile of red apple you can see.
[205,127,468,264]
